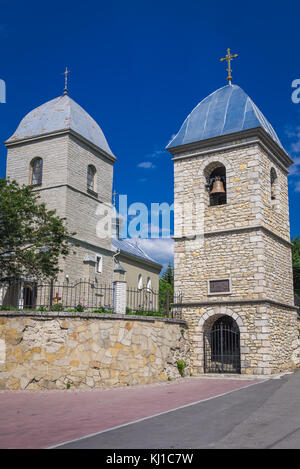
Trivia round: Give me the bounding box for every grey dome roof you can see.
[167,84,282,149]
[112,238,162,268]
[6,94,115,158]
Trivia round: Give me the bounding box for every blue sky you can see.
[1,0,300,270]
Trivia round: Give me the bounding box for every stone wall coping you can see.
[173,225,292,248]
[173,298,298,311]
[0,310,187,325]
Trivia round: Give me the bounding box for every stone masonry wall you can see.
[263,232,294,305]
[181,304,299,376]
[0,312,189,390]
[175,229,265,302]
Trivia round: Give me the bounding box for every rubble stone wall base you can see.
[0,312,189,390]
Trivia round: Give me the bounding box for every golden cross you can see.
[220,48,238,84]
[112,190,118,207]
[63,66,70,94]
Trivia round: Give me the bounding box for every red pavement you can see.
[0,377,264,449]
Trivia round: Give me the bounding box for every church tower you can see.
[167,81,299,375]
[5,89,116,284]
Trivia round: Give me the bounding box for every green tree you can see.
[0,178,74,282]
[159,263,174,310]
[292,236,300,295]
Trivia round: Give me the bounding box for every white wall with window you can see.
[138,274,143,290]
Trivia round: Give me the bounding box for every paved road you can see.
[55,371,300,449]
[0,376,261,449]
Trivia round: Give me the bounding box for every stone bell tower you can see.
[167,83,299,376]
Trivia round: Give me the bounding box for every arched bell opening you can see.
[270,167,278,201]
[203,315,241,374]
[204,163,227,207]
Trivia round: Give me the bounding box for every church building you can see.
[4,85,161,305]
[167,55,299,375]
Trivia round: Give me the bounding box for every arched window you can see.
[270,168,278,201]
[87,165,96,192]
[30,158,43,186]
[146,277,151,292]
[138,274,143,290]
[205,163,227,206]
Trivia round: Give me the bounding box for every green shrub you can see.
[52,303,64,312]
[177,360,187,377]
[0,305,14,311]
[126,309,166,317]
[91,307,113,314]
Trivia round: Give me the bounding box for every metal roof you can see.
[167,84,283,149]
[6,94,115,157]
[112,238,162,268]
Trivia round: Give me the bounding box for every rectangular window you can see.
[96,255,102,274]
[208,279,231,295]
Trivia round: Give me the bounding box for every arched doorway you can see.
[203,315,241,373]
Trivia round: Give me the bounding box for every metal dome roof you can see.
[167,84,282,149]
[6,93,115,158]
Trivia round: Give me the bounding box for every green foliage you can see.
[75,303,85,312]
[90,307,113,314]
[0,305,14,311]
[177,359,187,377]
[159,263,174,310]
[66,383,71,389]
[167,376,172,381]
[292,237,300,295]
[126,309,166,317]
[0,178,74,282]
[52,303,64,312]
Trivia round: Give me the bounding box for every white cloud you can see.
[145,150,165,158]
[285,127,300,184]
[288,156,300,176]
[137,161,156,169]
[138,238,174,271]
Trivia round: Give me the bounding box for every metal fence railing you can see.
[0,278,113,311]
[126,287,183,318]
[0,279,183,318]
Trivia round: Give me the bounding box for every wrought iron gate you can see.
[203,317,241,374]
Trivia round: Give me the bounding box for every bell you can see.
[210,177,225,195]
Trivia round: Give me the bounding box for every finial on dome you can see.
[63,66,70,95]
[112,189,118,207]
[220,48,238,85]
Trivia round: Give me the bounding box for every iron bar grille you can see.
[203,322,241,374]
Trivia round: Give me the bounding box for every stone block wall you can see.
[0,312,189,390]
[181,304,299,376]
[175,229,265,302]
[263,232,294,305]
